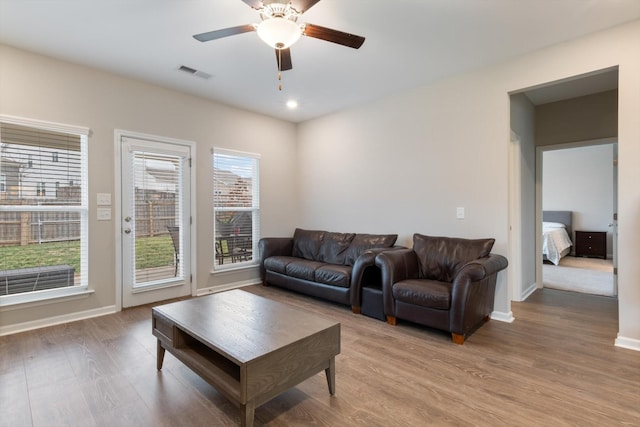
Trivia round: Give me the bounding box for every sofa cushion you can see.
[263,256,297,274]
[292,228,325,261]
[285,259,326,281]
[392,279,452,310]
[413,234,495,282]
[344,233,398,266]
[315,264,352,288]
[318,232,356,265]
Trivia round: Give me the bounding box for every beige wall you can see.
[0,44,298,329]
[297,20,640,348]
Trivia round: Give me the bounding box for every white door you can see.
[120,135,192,307]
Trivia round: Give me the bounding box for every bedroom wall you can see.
[543,144,614,257]
[297,20,640,349]
[0,44,298,330]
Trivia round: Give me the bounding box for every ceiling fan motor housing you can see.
[260,2,300,21]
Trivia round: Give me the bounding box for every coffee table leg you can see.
[325,357,336,395]
[157,340,166,370]
[240,401,255,427]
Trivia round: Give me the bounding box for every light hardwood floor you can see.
[1,285,638,426]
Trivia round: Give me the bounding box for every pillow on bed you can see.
[543,221,566,229]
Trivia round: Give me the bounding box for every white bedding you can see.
[542,222,572,265]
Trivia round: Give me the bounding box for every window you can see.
[212,148,260,270]
[0,115,88,301]
[52,152,59,162]
[37,182,46,197]
[0,174,6,193]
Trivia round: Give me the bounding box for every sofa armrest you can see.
[375,249,419,318]
[350,246,405,309]
[258,237,294,282]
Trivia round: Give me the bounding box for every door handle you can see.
[124,228,132,234]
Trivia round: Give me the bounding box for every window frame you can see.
[212,147,260,272]
[0,114,91,308]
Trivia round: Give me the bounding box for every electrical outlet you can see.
[456,207,465,219]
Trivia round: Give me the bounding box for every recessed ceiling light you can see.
[286,100,298,109]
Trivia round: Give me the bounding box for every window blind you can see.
[0,119,88,297]
[212,148,260,269]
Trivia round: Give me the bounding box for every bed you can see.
[542,210,573,265]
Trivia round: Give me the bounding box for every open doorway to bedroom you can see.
[540,142,617,298]
[509,67,619,306]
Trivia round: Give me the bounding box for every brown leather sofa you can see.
[375,234,508,344]
[259,228,398,312]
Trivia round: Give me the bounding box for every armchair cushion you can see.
[393,279,452,310]
[413,234,495,282]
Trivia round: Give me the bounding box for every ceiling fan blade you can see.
[275,48,293,71]
[291,0,322,14]
[240,0,263,9]
[193,24,255,42]
[303,23,365,49]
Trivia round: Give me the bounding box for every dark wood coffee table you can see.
[152,289,340,427]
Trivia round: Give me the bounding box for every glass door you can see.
[120,136,191,307]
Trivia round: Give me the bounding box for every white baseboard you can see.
[196,279,261,297]
[520,282,538,300]
[0,305,117,336]
[614,334,640,352]
[490,310,515,323]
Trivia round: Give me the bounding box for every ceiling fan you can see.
[193,0,365,77]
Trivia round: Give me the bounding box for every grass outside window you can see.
[0,235,174,273]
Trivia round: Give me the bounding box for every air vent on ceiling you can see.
[178,65,212,80]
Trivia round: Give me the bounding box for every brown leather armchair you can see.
[375,234,508,344]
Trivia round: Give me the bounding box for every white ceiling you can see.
[1,1,639,123]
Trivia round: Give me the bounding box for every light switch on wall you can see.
[456,207,465,219]
[97,207,112,221]
[97,193,111,206]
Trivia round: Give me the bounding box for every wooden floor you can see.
[1,286,638,426]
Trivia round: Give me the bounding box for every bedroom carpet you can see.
[543,256,615,297]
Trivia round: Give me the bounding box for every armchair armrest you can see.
[456,254,508,282]
[450,253,508,334]
[350,246,406,309]
[258,237,294,282]
[375,249,419,317]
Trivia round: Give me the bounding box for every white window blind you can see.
[212,148,260,270]
[0,118,88,298]
[130,151,184,284]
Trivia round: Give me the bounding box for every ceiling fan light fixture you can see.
[257,17,302,49]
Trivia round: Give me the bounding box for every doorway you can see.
[115,131,195,308]
[539,141,617,297]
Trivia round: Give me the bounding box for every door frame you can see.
[114,129,197,311]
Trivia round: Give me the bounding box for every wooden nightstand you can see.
[574,231,606,259]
